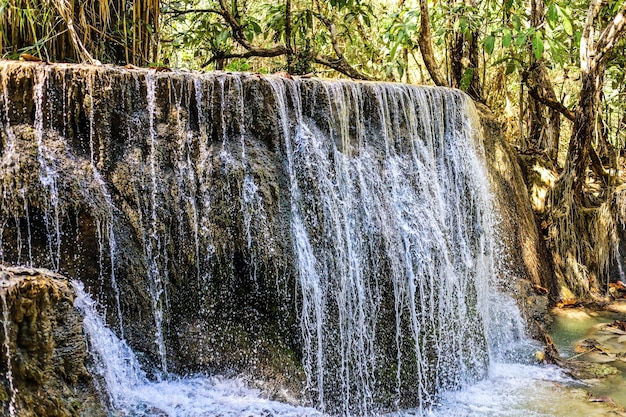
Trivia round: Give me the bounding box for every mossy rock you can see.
[0,266,107,416]
[564,360,621,380]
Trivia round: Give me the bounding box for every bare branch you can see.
[313,55,371,80]
[417,0,447,87]
[165,8,225,18]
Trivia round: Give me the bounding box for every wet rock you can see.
[573,322,626,366]
[476,104,554,337]
[0,265,106,416]
[563,360,620,380]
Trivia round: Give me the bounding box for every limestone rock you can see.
[0,265,106,416]
[476,103,554,336]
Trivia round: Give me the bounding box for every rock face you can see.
[477,105,554,334]
[478,105,553,290]
[0,265,106,416]
[0,60,553,414]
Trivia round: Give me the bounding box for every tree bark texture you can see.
[418,0,448,86]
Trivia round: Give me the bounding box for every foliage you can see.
[161,0,384,78]
[0,0,159,65]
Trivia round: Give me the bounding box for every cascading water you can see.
[272,79,495,414]
[0,287,17,417]
[0,62,563,416]
[73,279,323,416]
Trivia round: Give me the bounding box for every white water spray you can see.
[0,285,17,417]
[73,281,323,416]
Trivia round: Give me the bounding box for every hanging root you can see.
[546,166,626,301]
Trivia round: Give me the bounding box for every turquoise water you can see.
[549,305,626,408]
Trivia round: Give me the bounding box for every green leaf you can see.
[532,32,544,60]
[250,21,262,35]
[505,60,517,75]
[460,68,474,91]
[547,38,564,65]
[547,4,558,29]
[502,29,512,48]
[484,35,496,54]
[390,42,400,60]
[562,14,573,36]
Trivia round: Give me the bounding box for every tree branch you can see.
[523,67,575,121]
[313,55,371,80]
[588,141,610,180]
[595,3,626,66]
[527,86,575,121]
[417,0,448,86]
[165,8,225,19]
[313,12,372,80]
[218,0,255,50]
[201,47,288,68]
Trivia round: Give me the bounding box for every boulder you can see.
[0,265,106,416]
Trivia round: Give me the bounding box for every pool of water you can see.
[549,302,626,409]
[426,362,618,417]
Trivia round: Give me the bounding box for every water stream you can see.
[0,286,17,417]
[73,281,323,417]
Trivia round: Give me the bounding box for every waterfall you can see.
[0,288,17,417]
[272,79,495,414]
[73,280,323,417]
[0,62,535,416]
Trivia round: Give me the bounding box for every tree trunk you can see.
[451,32,463,89]
[526,63,561,160]
[417,0,448,86]
[285,0,293,72]
[564,0,626,194]
[526,0,560,161]
[448,0,482,102]
[545,1,626,300]
[467,29,483,101]
[567,63,604,196]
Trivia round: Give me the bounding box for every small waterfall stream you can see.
[0,63,569,416]
[73,280,326,417]
[0,288,17,417]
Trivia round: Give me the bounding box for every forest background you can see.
[2,0,626,302]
